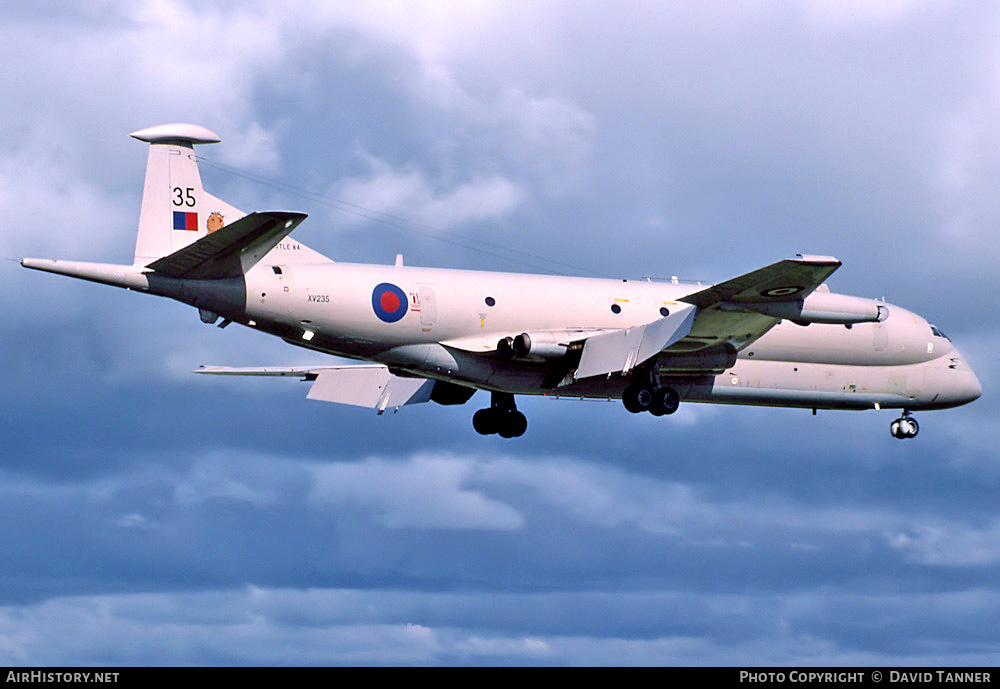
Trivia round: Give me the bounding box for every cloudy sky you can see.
[1,0,998,666]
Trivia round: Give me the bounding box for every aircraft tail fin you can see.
[130,124,243,265]
[129,124,331,268]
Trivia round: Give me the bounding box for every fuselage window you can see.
[485,296,496,307]
[611,303,622,314]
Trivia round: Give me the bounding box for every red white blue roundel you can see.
[372,282,408,323]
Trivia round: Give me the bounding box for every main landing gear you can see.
[890,411,919,440]
[622,375,680,417]
[473,392,528,438]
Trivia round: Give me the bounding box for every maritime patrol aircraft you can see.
[21,124,981,439]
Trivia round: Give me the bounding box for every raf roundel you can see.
[760,285,804,298]
[371,283,408,323]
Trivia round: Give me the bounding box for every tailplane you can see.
[146,211,307,279]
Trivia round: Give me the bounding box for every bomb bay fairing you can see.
[21,124,981,439]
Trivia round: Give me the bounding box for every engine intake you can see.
[512,332,569,359]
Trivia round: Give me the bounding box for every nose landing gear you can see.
[473,392,527,438]
[890,411,919,439]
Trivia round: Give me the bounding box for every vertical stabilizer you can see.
[130,124,245,265]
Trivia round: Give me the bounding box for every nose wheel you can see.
[890,412,919,439]
[473,392,527,438]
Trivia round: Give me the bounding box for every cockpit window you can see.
[930,325,950,341]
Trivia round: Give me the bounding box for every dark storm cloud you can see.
[0,443,999,664]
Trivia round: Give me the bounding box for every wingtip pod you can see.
[129,123,221,145]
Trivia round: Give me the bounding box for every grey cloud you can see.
[309,455,525,530]
[2,585,999,665]
[886,520,1000,566]
[1,447,998,594]
[330,151,527,231]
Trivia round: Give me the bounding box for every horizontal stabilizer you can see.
[147,211,307,279]
[196,365,331,376]
[575,304,697,379]
[307,367,434,413]
[196,364,434,414]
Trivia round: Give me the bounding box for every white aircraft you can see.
[22,124,981,439]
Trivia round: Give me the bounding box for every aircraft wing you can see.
[679,254,841,309]
[196,364,434,414]
[574,255,842,380]
[664,254,842,356]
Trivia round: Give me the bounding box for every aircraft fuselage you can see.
[233,260,980,413]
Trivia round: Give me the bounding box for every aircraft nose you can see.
[948,363,982,406]
[962,368,983,404]
[925,355,982,408]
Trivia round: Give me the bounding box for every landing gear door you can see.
[418,286,437,327]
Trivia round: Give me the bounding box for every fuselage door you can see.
[873,320,887,351]
[418,286,437,326]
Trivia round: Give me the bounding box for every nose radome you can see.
[963,368,983,404]
[950,358,983,406]
[925,355,983,408]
